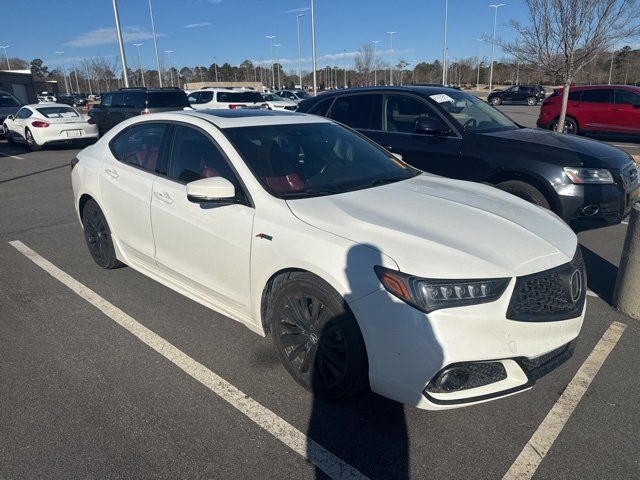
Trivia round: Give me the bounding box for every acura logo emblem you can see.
[569,269,583,303]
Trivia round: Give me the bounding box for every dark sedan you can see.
[297,86,639,231]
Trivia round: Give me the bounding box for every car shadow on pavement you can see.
[580,245,618,304]
[306,244,443,480]
[0,163,68,185]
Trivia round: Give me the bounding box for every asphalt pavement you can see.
[1,114,639,480]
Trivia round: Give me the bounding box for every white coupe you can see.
[4,104,98,151]
[71,109,585,409]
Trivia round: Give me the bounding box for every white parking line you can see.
[9,240,369,480]
[503,321,626,480]
[586,290,598,298]
[0,151,24,160]
[621,221,629,225]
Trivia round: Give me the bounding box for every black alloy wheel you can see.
[82,199,123,269]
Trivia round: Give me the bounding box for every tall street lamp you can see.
[274,44,282,89]
[266,35,276,89]
[133,43,145,87]
[0,46,10,70]
[488,3,505,92]
[164,50,174,87]
[387,31,396,86]
[310,0,318,94]
[112,0,130,88]
[56,51,70,93]
[148,0,162,87]
[442,0,448,85]
[296,14,304,88]
[476,38,484,90]
[372,40,379,85]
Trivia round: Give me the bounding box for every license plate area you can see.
[65,130,82,138]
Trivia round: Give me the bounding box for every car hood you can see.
[287,174,577,278]
[480,128,632,169]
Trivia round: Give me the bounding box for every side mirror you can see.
[187,176,236,204]
[414,117,450,136]
[392,152,403,162]
[6,114,14,120]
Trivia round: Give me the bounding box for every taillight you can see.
[87,116,96,125]
[70,156,79,170]
[31,121,49,128]
[228,104,244,109]
[140,109,150,115]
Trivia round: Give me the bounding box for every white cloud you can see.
[64,27,164,48]
[183,22,211,28]
[284,7,310,14]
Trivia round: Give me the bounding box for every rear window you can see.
[36,106,79,118]
[147,91,189,108]
[217,92,264,103]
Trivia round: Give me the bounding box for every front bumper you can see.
[349,277,585,410]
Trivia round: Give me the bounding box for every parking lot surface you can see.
[1,113,639,479]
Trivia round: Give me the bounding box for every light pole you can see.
[84,63,93,96]
[296,13,304,88]
[213,57,219,82]
[387,31,396,86]
[266,35,276,89]
[343,49,347,88]
[0,46,10,70]
[609,49,615,84]
[476,38,483,90]
[56,51,70,93]
[112,0,130,88]
[133,43,145,87]
[488,3,505,92]
[310,0,318,95]
[274,44,281,89]
[372,40,379,85]
[73,65,81,93]
[164,50,174,87]
[147,0,163,87]
[442,0,448,85]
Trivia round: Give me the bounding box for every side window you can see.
[124,92,145,109]
[199,91,213,103]
[16,108,32,119]
[101,94,113,108]
[581,89,612,103]
[111,92,126,108]
[384,94,436,133]
[614,89,640,105]
[328,94,381,130]
[110,123,168,174]
[168,125,237,185]
[188,92,200,104]
[307,97,334,117]
[568,90,582,101]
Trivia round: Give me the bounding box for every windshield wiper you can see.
[348,177,403,192]
[279,188,341,199]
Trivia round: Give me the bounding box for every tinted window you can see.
[111,93,126,108]
[16,108,32,119]
[101,94,113,108]
[168,126,236,184]
[187,92,200,104]
[216,92,263,103]
[581,89,612,103]
[199,91,213,103]
[224,123,418,198]
[306,97,333,116]
[36,106,79,118]
[124,92,145,109]
[0,92,22,107]
[568,90,582,101]
[384,94,437,133]
[147,91,189,108]
[614,88,640,105]
[328,94,381,130]
[110,123,168,173]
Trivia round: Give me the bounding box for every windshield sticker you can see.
[430,93,455,104]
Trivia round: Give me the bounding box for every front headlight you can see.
[374,266,510,313]
[563,167,614,184]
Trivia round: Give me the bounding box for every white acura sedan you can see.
[71,109,585,410]
[4,104,98,151]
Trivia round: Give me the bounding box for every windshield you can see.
[263,94,284,101]
[36,106,79,118]
[294,90,311,99]
[0,92,22,108]
[217,92,264,103]
[225,123,419,199]
[430,90,518,133]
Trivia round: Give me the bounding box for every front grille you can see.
[507,249,586,322]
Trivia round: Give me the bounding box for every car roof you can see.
[307,85,463,99]
[176,108,331,128]
[566,84,640,91]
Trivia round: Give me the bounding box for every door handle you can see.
[104,168,119,178]
[154,191,174,204]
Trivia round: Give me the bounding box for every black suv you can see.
[488,85,546,106]
[88,88,190,135]
[57,93,86,107]
[297,86,639,231]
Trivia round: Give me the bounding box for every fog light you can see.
[437,367,470,392]
[582,205,600,216]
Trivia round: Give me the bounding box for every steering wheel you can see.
[463,118,477,129]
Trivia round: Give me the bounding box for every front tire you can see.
[496,180,550,209]
[81,199,123,269]
[269,273,368,399]
[4,125,12,145]
[25,128,42,151]
[526,96,537,106]
[491,96,503,106]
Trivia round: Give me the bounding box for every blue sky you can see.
[2,0,529,72]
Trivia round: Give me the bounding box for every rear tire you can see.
[496,180,550,209]
[4,125,12,145]
[491,96,503,106]
[269,273,368,400]
[526,96,537,106]
[25,129,42,151]
[81,199,124,269]
[551,117,579,135]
